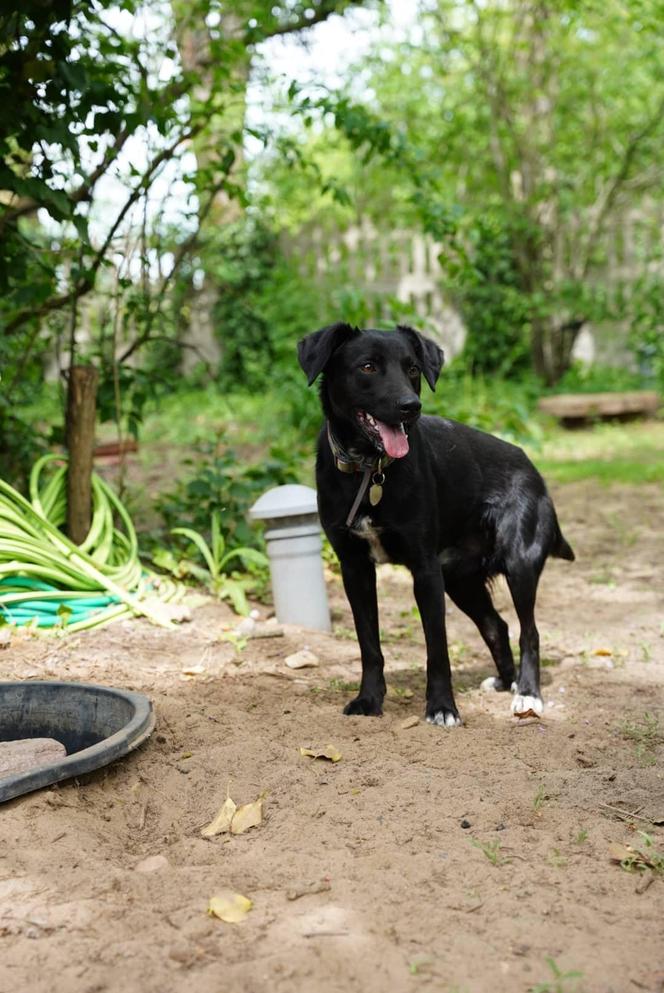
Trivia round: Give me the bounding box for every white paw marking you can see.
[426,711,462,728]
[481,676,501,693]
[510,681,518,693]
[511,694,543,717]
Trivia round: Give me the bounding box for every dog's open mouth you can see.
[357,411,410,458]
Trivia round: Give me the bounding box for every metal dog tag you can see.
[369,483,383,506]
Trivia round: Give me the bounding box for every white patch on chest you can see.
[352,516,391,564]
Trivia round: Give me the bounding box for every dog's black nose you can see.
[398,396,422,418]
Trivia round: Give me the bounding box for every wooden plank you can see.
[538,391,660,421]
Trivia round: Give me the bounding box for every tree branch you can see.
[117,179,224,365]
[254,0,368,41]
[579,93,664,279]
[3,127,201,337]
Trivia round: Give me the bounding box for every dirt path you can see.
[1,481,663,993]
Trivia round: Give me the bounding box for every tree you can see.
[357,0,664,382]
[0,0,375,490]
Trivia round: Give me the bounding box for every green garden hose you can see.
[0,454,181,632]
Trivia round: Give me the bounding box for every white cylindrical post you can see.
[249,485,331,632]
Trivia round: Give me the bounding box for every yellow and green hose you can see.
[0,454,180,632]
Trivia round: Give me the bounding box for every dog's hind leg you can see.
[339,556,386,716]
[444,574,516,692]
[505,565,544,717]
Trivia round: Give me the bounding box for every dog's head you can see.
[297,323,444,459]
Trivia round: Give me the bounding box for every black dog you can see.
[298,322,574,726]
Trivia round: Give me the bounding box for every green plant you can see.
[533,784,548,812]
[155,511,268,615]
[531,957,584,993]
[471,838,506,866]
[619,832,664,877]
[156,445,301,552]
[619,712,662,765]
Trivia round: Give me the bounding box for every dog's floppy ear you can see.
[297,322,357,386]
[397,325,444,391]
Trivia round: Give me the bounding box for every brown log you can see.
[65,364,99,545]
[538,391,660,424]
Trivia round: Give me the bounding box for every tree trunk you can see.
[65,364,98,545]
[531,317,585,385]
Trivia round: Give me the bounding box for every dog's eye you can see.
[409,365,420,378]
[360,362,377,374]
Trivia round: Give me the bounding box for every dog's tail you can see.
[552,528,575,561]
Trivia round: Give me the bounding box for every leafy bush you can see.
[155,444,301,551]
[428,360,542,443]
[442,214,532,377]
[552,361,645,395]
[629,276,664,393]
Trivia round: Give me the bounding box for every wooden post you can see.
[65,364,99,545]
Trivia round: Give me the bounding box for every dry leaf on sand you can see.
[208,890,252,923]
[201,797,237,837]
[201,795,264,837]
[299,745,342,763]
[231,798,264,835]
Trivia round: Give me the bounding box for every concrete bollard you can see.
[248,484,331,632]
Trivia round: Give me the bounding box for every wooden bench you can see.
[537,391,660,426]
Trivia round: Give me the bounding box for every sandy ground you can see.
[1,480,663,993]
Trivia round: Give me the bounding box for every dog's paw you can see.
[480,676,513,693]
[425,710,462,728]
[511,693,543,718]
[343,696,383,717]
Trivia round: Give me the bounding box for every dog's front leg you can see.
[412,562,462,727]
[340,556,386,716]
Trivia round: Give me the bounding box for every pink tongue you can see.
[376,420,409,458]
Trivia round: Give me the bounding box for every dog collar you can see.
[326,423,393,474]
[326,424,391,526]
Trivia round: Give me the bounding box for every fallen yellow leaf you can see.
[231,798,264,835]
[181,664,206,676]
[201,796,237,837]
[299,745,342,763]
[592,648,613,657]
[201,794,264,837]
[208,890,252,923]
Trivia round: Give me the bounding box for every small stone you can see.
[0,737,66,776]
[400,715,420,730]
[460,819,472,829]
[285,649,319,669]
[0,626,12,648]
[235,616,256,637]
[135,854,169,873]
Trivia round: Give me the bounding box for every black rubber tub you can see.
[0,680,155,803]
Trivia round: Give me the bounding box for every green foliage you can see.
[156,445,301,551]
[450,214,532,376]
[629,275,664,392]
[154,510,268,615]
[530,958,584,993]
[327,0,664,382]
[552,362,646,395]
[471,837,506,866]
[427,360,542,443]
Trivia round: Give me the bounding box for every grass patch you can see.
[529,420,664,486]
